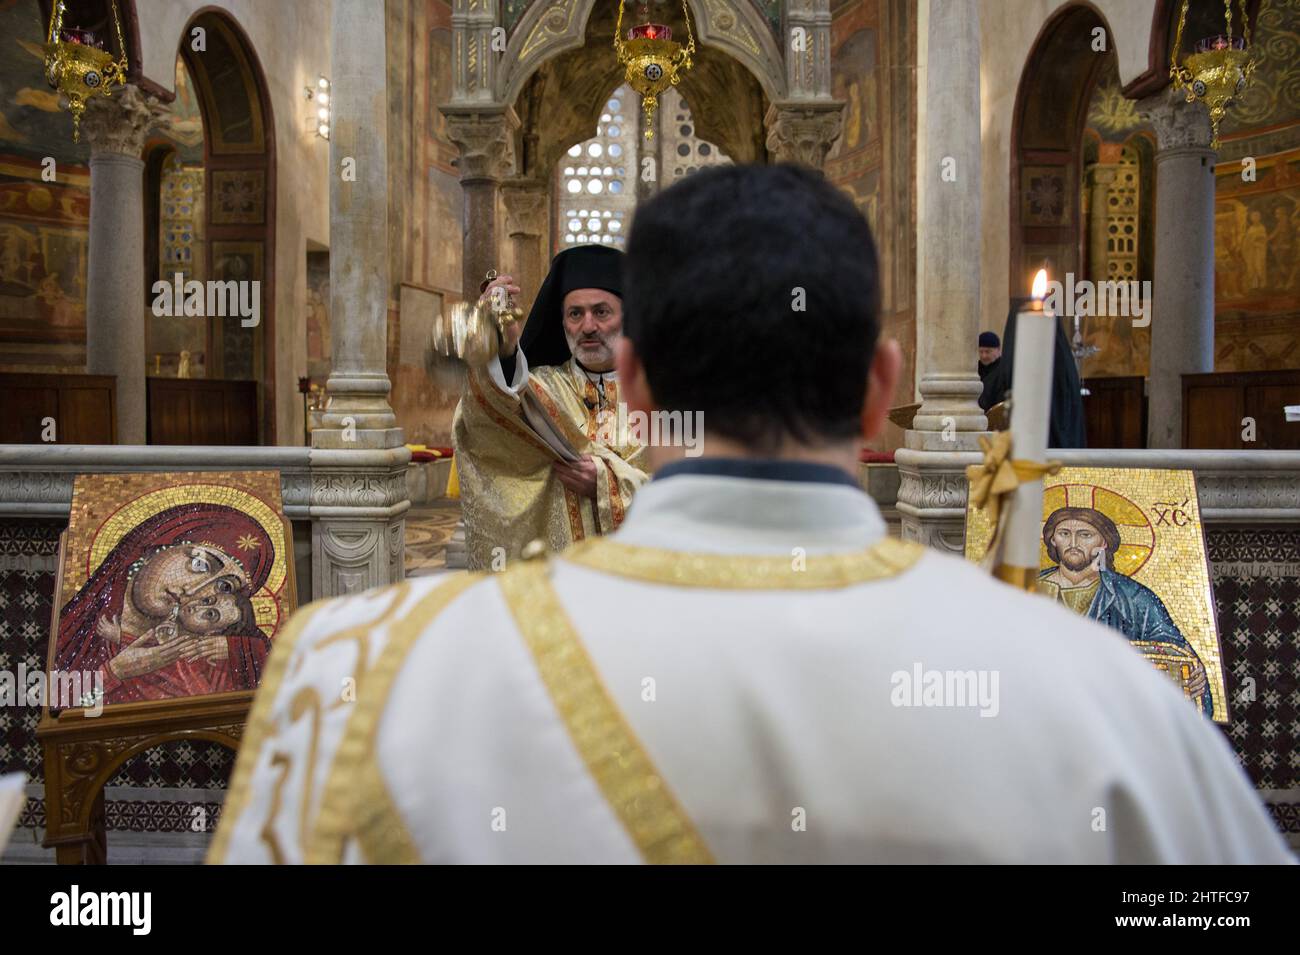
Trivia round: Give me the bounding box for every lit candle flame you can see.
[1031,269,1048,300]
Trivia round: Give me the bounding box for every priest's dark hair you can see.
[623,163,880,453]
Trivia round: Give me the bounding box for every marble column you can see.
[445,108,518,297]
[1139,89,1216,449]
[895,0,986,554]
[311,0,409,596]
[81,85,164,445]
[501,178,548,315]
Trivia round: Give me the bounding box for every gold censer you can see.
[432,270,524,366]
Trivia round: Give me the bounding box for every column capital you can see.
[444,107,518,182]
[500,178,548,238]
[81,84,167,160]
[763,101,844,169]
[1138,88,1213,154]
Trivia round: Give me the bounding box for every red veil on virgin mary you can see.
[54,503,277,708]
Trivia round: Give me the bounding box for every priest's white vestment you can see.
[210,465,1293,864]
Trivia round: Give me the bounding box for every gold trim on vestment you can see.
[206,599,329,864]
[499,561,715,864]
[559,537,926,589]
[306,575,480,864]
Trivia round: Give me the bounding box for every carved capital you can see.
[764,102,844,169]
[1138,88,1213,154]
[500,179,547,237]
[444,108,518,182]
[81,84,167,160]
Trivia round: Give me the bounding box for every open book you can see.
[519,387,582,463]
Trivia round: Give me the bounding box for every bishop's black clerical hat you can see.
[520,245,624,366]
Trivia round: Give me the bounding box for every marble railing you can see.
[0,444,411,599]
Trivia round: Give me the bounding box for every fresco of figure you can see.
[1037,505,1212,716]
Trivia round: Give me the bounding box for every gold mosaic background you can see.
[965,467,1226,722]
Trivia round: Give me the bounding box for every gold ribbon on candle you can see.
[964,432,1061,574]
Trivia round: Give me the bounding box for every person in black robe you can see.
[978,297,1087,449]
[977,330,1001,382]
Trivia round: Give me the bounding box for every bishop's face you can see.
[562,288,622,372]
[1051,519,1104,576]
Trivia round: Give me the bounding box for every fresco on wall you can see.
[0,171,89,369]
[1214,147,1300,371]
[160,57,205,164]
[1217,0,1300,160]
[826,13,884,298]
[827,0,915,444]
[0,1,91,164]
[0,26,211,372]
[427,166,463,295]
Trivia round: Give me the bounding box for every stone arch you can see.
[499,0,787,107]
[1009,2,1117,297]
[177,8,277,443]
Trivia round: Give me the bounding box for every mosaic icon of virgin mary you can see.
[54,498,285,708]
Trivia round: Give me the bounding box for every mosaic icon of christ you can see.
[1037,505,1212,717]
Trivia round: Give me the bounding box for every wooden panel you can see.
[1247,384,1300,450]
[147,378,259,446]
[1082,376,1146,448]
[0,374,116,444]
[1183,371,1300,449]
[60,386,115,444]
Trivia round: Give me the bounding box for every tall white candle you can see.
[997,270,1056,579]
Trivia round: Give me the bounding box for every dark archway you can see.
[1009,3,1114,298]
[179,9,276,443]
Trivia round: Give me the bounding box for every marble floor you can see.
[405,500,462,576]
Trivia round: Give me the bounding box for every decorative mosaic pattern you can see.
[1270,801,1300,834]
[20,795,226,833]
[0,522,61,793]
[160,157,202,282]
[1208,527,1300,793]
